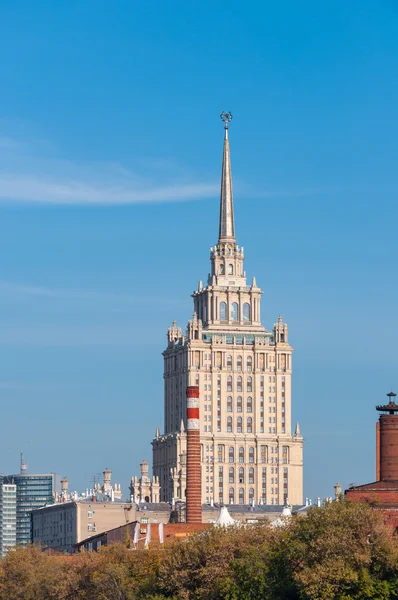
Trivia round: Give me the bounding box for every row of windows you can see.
[226,376,253,391]
[219,263,237,276]
[227,396,253,412]
[226,416,254,433]
[220,302,251,322]
[227,355,253,371]
[219,467,257,484]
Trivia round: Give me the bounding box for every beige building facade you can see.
[152,115,303,506]
[32,497,136,551]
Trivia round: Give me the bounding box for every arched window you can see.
[239,467,244,484]
[239,447,244,463]
[229,447,234,463]
[227,417,232,432]
[247,417,253,433]
[237,355,242,372]
[220,264,225,275]
[229,488,235,504]
[247,356,253,372]
[228,264,233,275]
[237,376,242,392]
[247,396,253,413]
[231,302,239,322]
[237,396,242,413]
[247,376,253,392]
[243,302,251,322]
[249,447,255,463]
[249,467,255,484]
[220,302,227,321]
[229,467,234,483]
[237,417,242,433]
[227,376,233,392]
[249,488,255,501]
[239,488,244,505]
[227,355,232,371]
[227,396,233,412]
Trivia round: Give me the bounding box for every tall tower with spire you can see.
[152,114,303,506]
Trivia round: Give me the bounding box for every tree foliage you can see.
[0,501,397,600]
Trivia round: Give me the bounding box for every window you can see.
[236,396,242,413]
[87,524,94,532]
[87,510,93,518]
[237,355,242,372]
[229,447,235,463]
[239,488,244,505]
[227,355,232,371]
[247,417,253,433]
[247,356,253,372]
[239,467,244,483]
[237,417,242,433]
[249,488,255,502]
[228,264,233,275]
[243,302,250,322]
[249,447,255,463]
[229,467,234,483]
[229,488,235,503]
[247,376,253,392]
[231,302,239,322]
[247,396,252,413]
[261,445,267,463]
[220,264,225,275]
[220,302,227,321]
[227,376,232,392]
[249,467,254,484]
[227,417,232,432]
[237,376,242,392]
[239,447,244,463]
[227,396,233,412]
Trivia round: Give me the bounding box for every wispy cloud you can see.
[0,128,329,206]
[0,130,219,205]
[0,173,219,205]
[0,279,184,309]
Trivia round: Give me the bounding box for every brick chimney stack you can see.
[186,386,202,523]
[377,392,398,481]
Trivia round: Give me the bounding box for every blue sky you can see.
[1,0,398,500]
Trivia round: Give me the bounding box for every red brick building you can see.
[346,392,398,528]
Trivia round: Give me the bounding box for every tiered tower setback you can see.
[152,114,304,505]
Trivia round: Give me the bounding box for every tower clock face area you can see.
[152,117,303,507]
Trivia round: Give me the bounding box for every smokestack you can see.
[377,392,398,481]
[186,385,202,523]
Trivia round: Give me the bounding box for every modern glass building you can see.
[3,473,59,547]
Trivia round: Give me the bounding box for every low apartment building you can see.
[32,494,136,552]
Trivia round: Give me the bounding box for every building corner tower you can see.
[152,113,303,506]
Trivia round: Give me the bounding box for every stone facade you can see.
[152,117,304,506]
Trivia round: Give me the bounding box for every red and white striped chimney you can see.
[186,385,202,523]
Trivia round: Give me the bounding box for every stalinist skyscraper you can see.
[152,113,303,506]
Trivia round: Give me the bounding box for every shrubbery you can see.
[0,501,397,600]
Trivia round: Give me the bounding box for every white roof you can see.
[271,500,292,528]
[214,505,237,527]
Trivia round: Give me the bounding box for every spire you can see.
[219,112,235,243]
